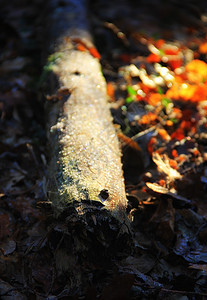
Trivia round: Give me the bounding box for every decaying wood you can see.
[44,0,128,222]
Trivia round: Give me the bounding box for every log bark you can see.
[44,0,128,222]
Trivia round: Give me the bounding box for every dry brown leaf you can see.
[146,182,191,203]
[152,152,182,181]
[189,264,207,273]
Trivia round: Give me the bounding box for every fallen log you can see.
[44,0,128,223]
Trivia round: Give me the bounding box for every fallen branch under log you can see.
[44,0,128,222]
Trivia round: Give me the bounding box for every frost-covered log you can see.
[44,0,128,222]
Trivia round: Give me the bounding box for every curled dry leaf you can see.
[189,264,207,273]
[0,240,16,256]
[152,152,182,181]
[146,182,191,203]
[146,182,169,194]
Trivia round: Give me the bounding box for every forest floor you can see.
[1,0,207,299]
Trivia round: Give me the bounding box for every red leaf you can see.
[168,58,183,70]
[147,53,161,63]
[164,48,180,55]
[171,128,185,141]
[89,47,101,59]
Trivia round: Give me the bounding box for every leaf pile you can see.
[91,0,207,298]
[0,0,47,298]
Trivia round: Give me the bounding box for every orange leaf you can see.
[180,120,192,131]
[77,43,87,52]
[107,82,115,100]
[169,159,178,169]
[172,149,178,158]
[168,58,183,70]
[89,47,101,59]
[155,39,165,49]
[192,148,199,156]
[171,128,185,141]
[140,83,156,94]
[147,137,157,155]
[191,84,207,102]
[148,93,162,105]
[158,128,171,141]
[166,84,181,100]
[166,120,174,126]
[199,42,207,54]
[186,59,207,83]
[159,179,166,186]
[172,107,182,119]
[179,84,197,100]
[140,112,157,124]
[174,74,186,83]
[147,53,161,63]
[166,82,207,102]
[118,133,141,152]
[178,154,187,163]
[164,48,180,55]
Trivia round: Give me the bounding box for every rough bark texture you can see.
[44,0,127,221]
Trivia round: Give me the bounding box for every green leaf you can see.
[159,49,165,56]
[170,118,179,124]
[127,86,137,96]
[157,86,163,94]
[162,97,171,107]
[48,52,63,63]
[38,52,63,86]
[126,96,134,104]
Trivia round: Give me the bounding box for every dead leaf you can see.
[146,182,191,203]
[189,264,207,273]
[1,240,16,256]
[0,212,13,240]
[0,57,30,72]
[0,279,27,299]
[150,198,175,246]
[152,152,182,181]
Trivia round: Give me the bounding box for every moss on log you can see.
[44,0,127,221]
